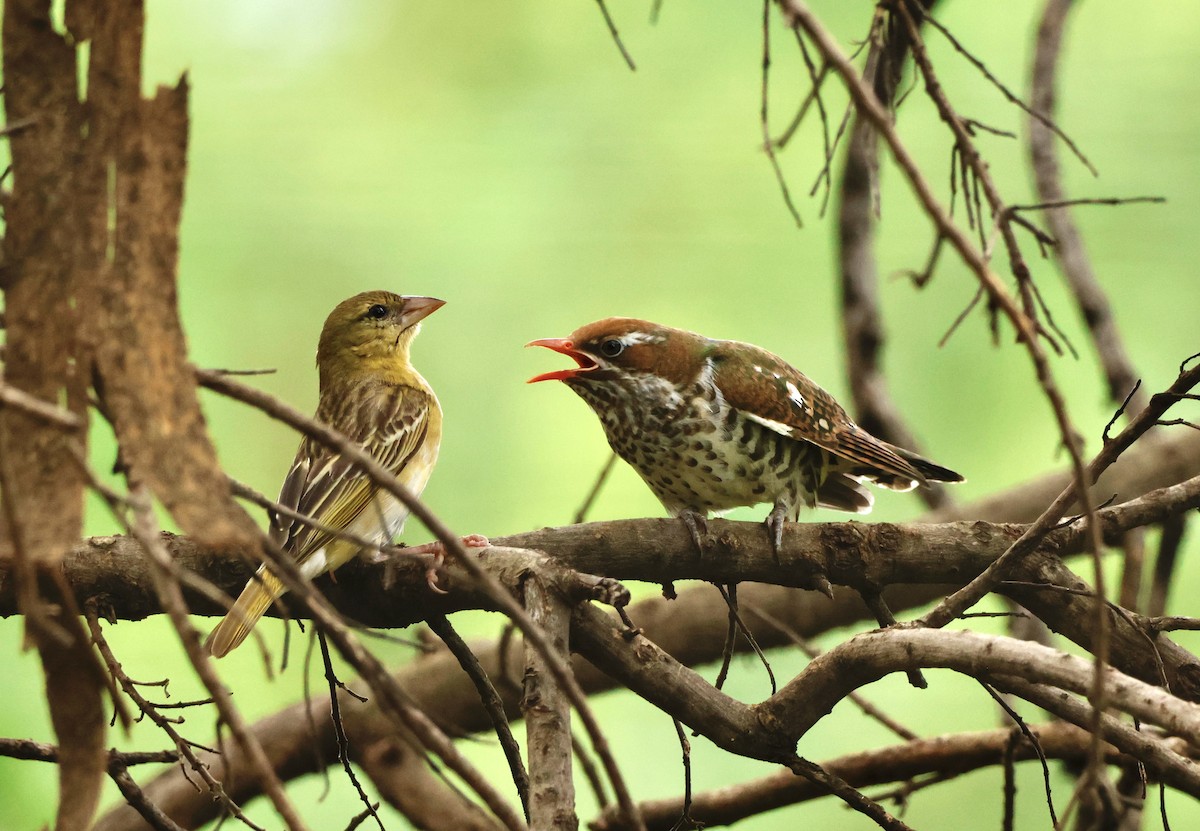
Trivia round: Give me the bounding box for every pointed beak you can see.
[399,296,446,328]
[526,338,598,383]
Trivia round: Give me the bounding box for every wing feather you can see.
[274,383,432,565]
[714,341,924,484]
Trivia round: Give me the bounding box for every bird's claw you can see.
[764,502,786,562]
[404,533,491,556]
[810,574,834,600]
[616,606,642,641]
[424,554,449,595]
[680,510,709,556]
[384,535,491,594]
[767,502,832,599]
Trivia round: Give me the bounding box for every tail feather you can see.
[815,473,875,514]
[890,445,965,484]
[205,569,286,658]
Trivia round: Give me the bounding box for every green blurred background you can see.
[4,0,1200,827]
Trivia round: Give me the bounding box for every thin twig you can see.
[921,360,1200,625]
[714,583,777,695]
[109,761,189,831]
[0,380,84,429]
[761,0,804,227]
[427,615,530,821]
[126,485,312,831]
[922,9,1096,175]
[198,368,645,831]
[317,631,385,831]
[785,755,912,831]
[573,453,619,525]
[86,613,257,828]
[1010,196,1165,212]
[772,41,829,149]
[594,0,636,71]
[572,731,610,811]
[865,591,927,689]
[1151,512,1188,612]
[0,739,176,766]
[978,682,1058,825]
[669,719,699,831]
[1001,730,1016,831]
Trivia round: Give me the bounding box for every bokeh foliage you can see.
[3,1,1200,827]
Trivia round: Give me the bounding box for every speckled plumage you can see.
[529,318,962,531]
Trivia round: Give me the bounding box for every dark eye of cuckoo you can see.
[599,339,624,358]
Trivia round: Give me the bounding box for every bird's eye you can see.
[365,304,388,320]
[599,339,624,358]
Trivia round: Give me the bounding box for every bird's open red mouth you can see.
[526,338,598,383]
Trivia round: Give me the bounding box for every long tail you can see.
[891,445,965,484]
[205,569,286,658]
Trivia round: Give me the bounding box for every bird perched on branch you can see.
[207,291,455,657]
[528,318,962,585]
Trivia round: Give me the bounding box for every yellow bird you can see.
[206,291,447,657]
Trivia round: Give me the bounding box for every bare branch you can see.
[0,380,84,429]
[761,628,1200,753]
[1029,0,1147,408]
[922,360,1200,627]
[761,0,805,227]
[197,369,645,831]
[923,8,1096,175]
[86,613,260,829]
[125,486,312,831]
[428,615,529,821]
[594,722,1130,831]
[522,575,577,830]
[593,0,636,71]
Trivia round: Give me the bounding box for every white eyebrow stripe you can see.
[620,332,665,346]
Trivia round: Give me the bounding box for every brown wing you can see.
[271,383,432,563]
[711,340,926,485]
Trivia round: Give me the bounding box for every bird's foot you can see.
[808,573,835,600]
[375,535,491,595]
[766,501,833,598]
[404,534,491,556]
[765,501,787,562]
[679,510,709,557]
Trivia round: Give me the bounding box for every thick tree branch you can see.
[91,489,1200,831]
[20,468,1200,624]
[522,576,578,831]
[923,362,1200,627]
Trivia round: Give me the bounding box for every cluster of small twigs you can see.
[1,2,1198,831]
[747,0,1187,827]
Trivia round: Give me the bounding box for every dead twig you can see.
[594,0,636,71]
[761,0,804,227]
